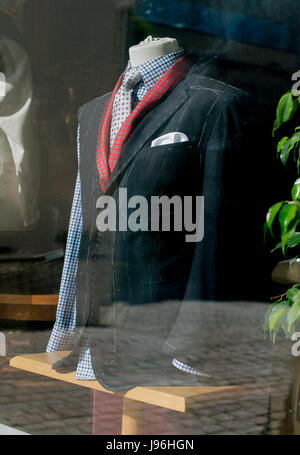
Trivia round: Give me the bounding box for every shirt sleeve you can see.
[47,125,83,351]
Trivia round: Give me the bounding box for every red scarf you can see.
[96,54,193,191]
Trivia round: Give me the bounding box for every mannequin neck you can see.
[129,36,181,67]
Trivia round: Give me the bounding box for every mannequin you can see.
[129,35,180,66]
[0,36,39,231]
[48,36,274,391]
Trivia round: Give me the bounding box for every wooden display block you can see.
[10,351,242,434]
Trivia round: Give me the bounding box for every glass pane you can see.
[0,0,298,436]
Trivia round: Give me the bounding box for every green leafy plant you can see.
[264,84,300,343]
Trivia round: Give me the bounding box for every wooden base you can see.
[10,352,243,435]
[122,398,144,435]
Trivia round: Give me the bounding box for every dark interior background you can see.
[0,0,299,294]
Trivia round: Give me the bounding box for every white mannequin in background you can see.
[129,35,181,67]
[0,36,39,231]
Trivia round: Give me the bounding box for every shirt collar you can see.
[125,48,184,91]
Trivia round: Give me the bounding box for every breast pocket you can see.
[128,140,201,198]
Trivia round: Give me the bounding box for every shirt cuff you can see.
[46,325,76,352]
[172,358,210,377]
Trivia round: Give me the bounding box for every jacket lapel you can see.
[103,81,190,195]
[96,73,123,192]
[96,54,194,193]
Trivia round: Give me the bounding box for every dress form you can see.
[129,35,181,67]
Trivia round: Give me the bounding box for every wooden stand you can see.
[122,398,145,435]
[10,351,241,435]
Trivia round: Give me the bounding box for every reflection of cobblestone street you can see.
[0,311,294,435]
[0,361,92,435]
[0,326,92,435]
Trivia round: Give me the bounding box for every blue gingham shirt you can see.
[47,49,208,380]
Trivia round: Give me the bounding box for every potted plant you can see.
[264,82,300,434]
[264,85,300,342]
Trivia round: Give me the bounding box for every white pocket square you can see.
[151,132,189,147]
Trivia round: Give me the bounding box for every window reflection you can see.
[0,0,298,436]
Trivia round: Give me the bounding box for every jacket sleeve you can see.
[46,125,83,352]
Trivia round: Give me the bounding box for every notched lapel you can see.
[103,83,190,195]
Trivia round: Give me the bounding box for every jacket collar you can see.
[103,64,195,195]
[96,53,195,193]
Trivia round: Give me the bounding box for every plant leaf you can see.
[292,131,300,143]
[273,91,298,136]
[281,315,295,339]
[279,204,300,252]
[267,302,290,343]
[271,232,300,252]
[272,306,290,342]
[265,201,285,237]
[263,304,274,336]
[278,132,300,167]
[287,285,300,302]
[292,179,300,201]
[271,241,282,252]
[280,138,295,166]
[287,291,300,331]
[277,136,289,155]
[286,232,300,248]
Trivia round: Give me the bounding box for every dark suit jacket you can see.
[53,56,278,390]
